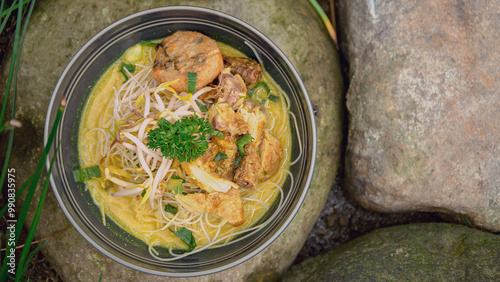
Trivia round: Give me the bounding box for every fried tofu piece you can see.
[207,101,248,135]
[210,188,245,226]
[258,131,283,181]
[175,193,207,214]
[175,188,245,227]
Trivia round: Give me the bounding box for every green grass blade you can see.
[0,0,29,17]
[0,0,19,123]
[19,241,46,281]
[0,0,34,194]
[0,0,18,38]
[0,102,63,280]
[16,142,59,281]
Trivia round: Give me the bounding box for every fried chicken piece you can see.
[206,101,248,135]
[258,131,283,181]
[218,68,247,109]
[237,100,267,141]
[222,55,262,88]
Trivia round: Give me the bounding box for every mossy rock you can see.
[283,223,500,281]
[1,0,343,280]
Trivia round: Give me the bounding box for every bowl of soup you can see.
[45,6,316,277]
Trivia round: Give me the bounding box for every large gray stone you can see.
[283,223,500,281]
[2,0,343,280]
[338,0,500,231]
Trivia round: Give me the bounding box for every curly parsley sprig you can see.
[147,116,220,162]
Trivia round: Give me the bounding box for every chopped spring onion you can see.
[119,62,136,81]
[171,175,186,183]
[248,81,270,97]
[141,189,146,197]
[237,134,254,154]
[212,130,223,139]
[140,40,159,47]
[73,166,101,182]
[235,134,254,167]
[164,204,178,215]
[195,101,208,112]
[167,178,184,191]
[187,72,198,94]
[214,153,228,162]
[173,185,183,195]
[268,94,279,103]
[172,227,197,252]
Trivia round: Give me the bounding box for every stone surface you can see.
[2,0,343,280]
[338,0,500,231]
[283,223,500,281]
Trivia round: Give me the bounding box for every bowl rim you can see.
[44,5,317,277]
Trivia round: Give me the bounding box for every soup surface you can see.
[78,32,292,257]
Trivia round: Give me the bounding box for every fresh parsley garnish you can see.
[164,204,178,214]
[119,62,136,81]
[147,116,214,162]
[214,153,228,162]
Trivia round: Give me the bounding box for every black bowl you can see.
[45,6,316,277]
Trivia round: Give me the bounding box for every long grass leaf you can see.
[0,0,18,40]
[19,241,46,281]
[0,0,34,193]
[308,0,338,48]
[0,99,63,281]
[0,0,30,18]
[16,141,58,281]
[0,0,18,123]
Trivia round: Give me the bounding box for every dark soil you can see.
[0,1,442,280]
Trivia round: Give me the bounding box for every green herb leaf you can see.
[214,153,228,162]
[268,94,279,103]
[248,81,270,97]
[73,166,101,182]
[139,40,159,47]
[164,204,178,214]
[234,154,244,168]
[171,175,186,183]
[187,72,198,94]
[141,189,146,197]
[147,116,214,162]
[173,185,183,195]
[237,134,254,154]
[212,130,223,139]
[119,62,136,81]
[172,227,197,252]
[196,100,208,112]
